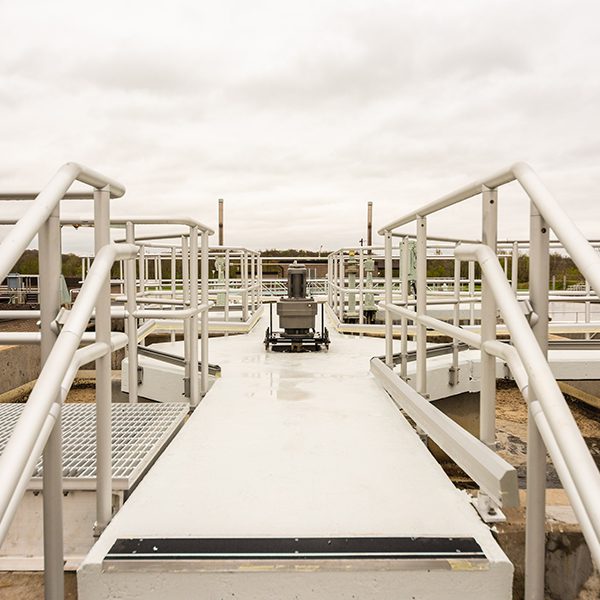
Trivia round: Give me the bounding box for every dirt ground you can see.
[494,381,600,488]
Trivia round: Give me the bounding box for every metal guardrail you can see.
[0,170,218,600]
[376,162,600,599]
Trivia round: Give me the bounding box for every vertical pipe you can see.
[512,241,519,293]
[200,231,209,395]
[138,245,145,299]
[327,256,333,306]
[182,237,190,398]
[525,202,549,600]
[416,217,427,395]
[585,279,591,340]
[250,253,256,312]
[218,199,224,246]
[189,227,199,408]
[384,231,393,367]
[338,254,345,321]
[480,186,498,448]
[182,236,189,305]
[224,249,230,323]
[93,187,112,536]
[400,237,409,379]
[171,247,176,300]
[332,255,337,313]
[367,202,373,250]
[170,247,177,342]
[452,247,460,378]
[158,254,163,292]
[469,260,476,325]
[258,255,263,306]
[118,258,124,295]
[242,252,248,321]
[39,205,64,600]
[125,222,138,403]
[358,248,364,327]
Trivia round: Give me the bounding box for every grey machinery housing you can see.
[264,262,330,352]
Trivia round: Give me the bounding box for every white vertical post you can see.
[224,249,230,323]
[170,247,177,343]
[157,254,163,291]
[38,204,64,600]
[327,256,332,306]
[400,237,409,379]
[416,217,427,395]
[585,278,591,340]
[182,236,191,399]
[452,247,460,380]
[469,260,476,325]
[125,222,138,403]
[512,241,519,293]
[358,248,364,327]
[525,202,549,600]
[384,231,393,367]
[258,255,263,305]
[200,231,209,395]
[338,254,345,321]
[480,186,498,448]
[138,245,145,299]
[118,258,124,295]
[250,253,256,312]
[242,251,249,321]
[171,247,176,300]
[93,187,112,536]
[189,227,199,408]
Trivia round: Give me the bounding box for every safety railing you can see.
[0,163,126,600]
[60,217,216,407]
[376,162,600,599]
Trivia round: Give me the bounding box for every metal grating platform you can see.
[0,402,188,491]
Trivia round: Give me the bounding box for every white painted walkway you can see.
[79,313,512,599]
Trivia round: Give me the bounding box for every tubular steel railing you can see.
[376,162,600,599]
[0,164,126,600]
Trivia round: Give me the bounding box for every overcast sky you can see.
[1,0,600,254]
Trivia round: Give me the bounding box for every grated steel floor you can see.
[0,402,188,490]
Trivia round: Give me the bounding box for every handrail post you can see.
[452,246,460,383]
[512,241,519,292]
[258,255,263,305]
[358,248,364,327]
[339,253,345,321]
[468,260,475,325]
[224,249,230,324]
[125,222,138,403]
[189,226,200,408]
[138,244,145,300]
[93,187,112,536]
[242,251,249,321]
[525,201,549,600]
[327,256,333,306]
[384,230,393,367]
[400,236,409,379]
[200,231,209,396]
[39,204,64,600]
[170,247,177,342]
[182,236,191,398]
[480,186,498,448]
[416,217,427,395]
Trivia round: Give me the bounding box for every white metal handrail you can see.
[0,332,128,544]
[457,244,600,563]
[377,162,600,598]
[0,242,137,542]
[0,163,125,281]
